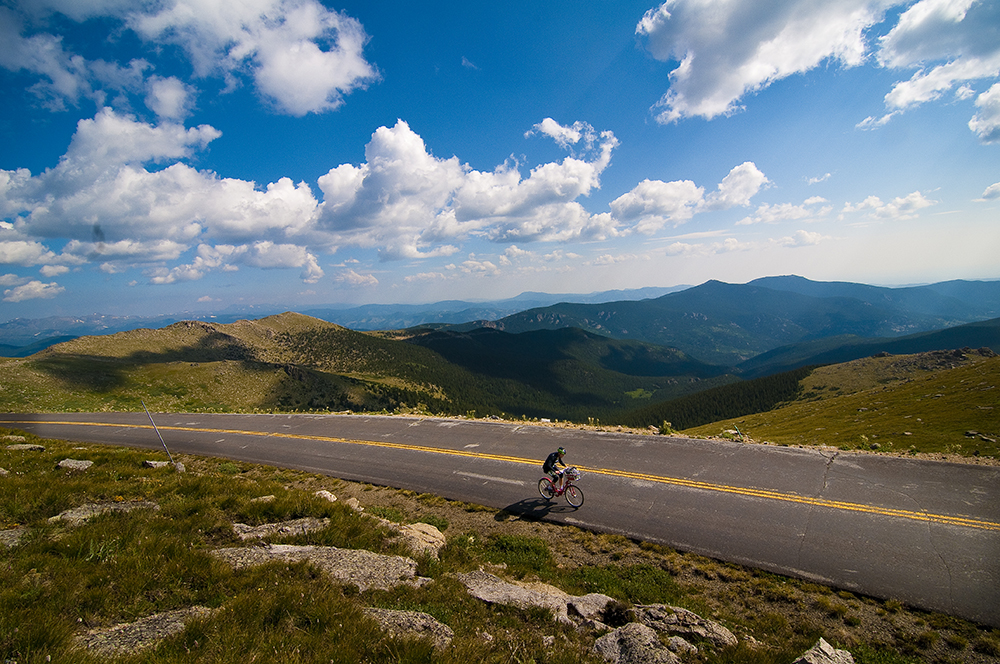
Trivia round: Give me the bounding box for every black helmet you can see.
[557,447,566,455]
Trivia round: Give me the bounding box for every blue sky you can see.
[1,0,998,319]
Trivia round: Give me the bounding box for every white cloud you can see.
[736,198,832,226]
[333,269,378,287]
[1,0,376,118]
[128,0,377,116]
[146,75,194,121]
[0,273,26,286]
[777,230,830,246]
[969,82,1000,143]
[3,279,64,302]
[611,162,768,233]
[39,264,69,276]
[807,173,832,185]
[636,0,890,122]
[841,190,936,219]
[982,181,1000,199]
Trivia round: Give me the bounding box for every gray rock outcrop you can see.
[594,622,680,664]
[634,604,738,648]
[7,443,44,451]
[49,500,160,526]
[210,544,429,592]
[457,569,613,624]
[75,606,214,657]
[363,608,454,650]
[792,637,855,664]
[57,459,94,471]
[232,517,330,540]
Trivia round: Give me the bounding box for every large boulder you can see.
[232,517,330,540]
[792,638,855,664]
[634,604,737,648]
[458,569,614,625]
[594,622,680,664]
[364,608,453,650]
[210,544,429,592]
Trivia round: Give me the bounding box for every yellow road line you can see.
[9,418,1000,532]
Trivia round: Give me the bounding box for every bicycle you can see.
[538,466,584,507]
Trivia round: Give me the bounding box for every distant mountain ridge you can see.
[0,285,687,352]
[455,278,1000,366]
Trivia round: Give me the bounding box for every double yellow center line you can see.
[12,419,1000,532]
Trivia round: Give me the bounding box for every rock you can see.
[0,527,27,548]
[594,622,680,664]
[345,497,364,512]
[142,460,171,468]
[49,500,160,526]
[315,490,337,502]
[232,517,330,540]
[57,459,94,471]
[210,544,428,592]
[250,494,276,503]
[792,637,855,664]
[457,570,613,625]
[75,606,214,657]
[634,604,738,648]
[0,467,8,476]
[173,462,185,473]
[363,608,453,649]
[396,521,446,558]
[667,636,697,655]
[2,435,27,443]
[7,443,44,451]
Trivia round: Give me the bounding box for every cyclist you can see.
[542,446,568,492]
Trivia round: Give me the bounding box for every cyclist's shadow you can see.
[495,497,579,522]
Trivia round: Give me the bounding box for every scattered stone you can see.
[0,527,28,548]
[792,637,855,664]
[634,604,738,648]
[458,570,613,625]
[363,608,453,650]
[345,497,364,512]
[594,622,680,664]
[75,606,214,657]
[981,435,997,444]
[250,494,276,503]
[232,517,330,540]
[142,460,171,468]
[210,544,428,592]
[0,467,8,476]
[966,431,980,437]
[57,459,94,471]
[2,435,27,443]
[869,443,880,450]
[667,636,698,655]
[315,489,337,502]
[48,500,160,526]
[395,521,446,559]
[7,443,44,452]
[173,462,185,473]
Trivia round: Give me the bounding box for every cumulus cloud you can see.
[982,181,1000,199]
[611,162,769,233]
[3,279,64,301]
[333,269,378,287]
[969,83,1000,143]
[841,191,936,219]
[146,75,194,121]
[636,0,1000,141]
[777,230,830,246]
[736,197,832,226]
[636,0,888,122]
[1,0,377,117]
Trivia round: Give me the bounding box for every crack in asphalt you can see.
[797,451,840,568]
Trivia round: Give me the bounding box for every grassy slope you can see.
[0,313,730,422]
[684,351,1000,458]
[4,432,1000,664]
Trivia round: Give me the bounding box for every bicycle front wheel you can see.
[538,478,556,500]
[565,485,584,507]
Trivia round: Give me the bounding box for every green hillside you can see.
[0,312,731,422]
[683,349,1000,458]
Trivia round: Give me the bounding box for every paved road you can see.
[2,412,998,626]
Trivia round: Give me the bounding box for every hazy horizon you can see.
[2,1,999,320]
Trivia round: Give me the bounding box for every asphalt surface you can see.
[2,412,998,627]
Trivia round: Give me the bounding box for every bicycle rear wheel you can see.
[538,478,556,500]
[565,485,584,507]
